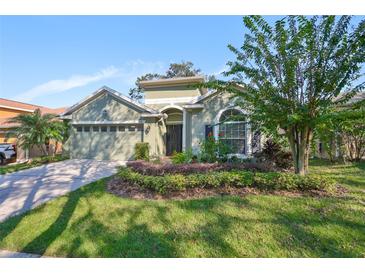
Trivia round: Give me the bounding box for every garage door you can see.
[72,124,143,161]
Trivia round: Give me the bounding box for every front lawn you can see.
[0,160,364,257]
[0,155,68,175]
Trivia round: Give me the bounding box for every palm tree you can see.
[7,109,67,157]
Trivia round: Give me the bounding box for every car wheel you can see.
[0,154,5,165]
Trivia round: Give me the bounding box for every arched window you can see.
[218,109,246,155]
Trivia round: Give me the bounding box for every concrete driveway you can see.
[0,159,124,222]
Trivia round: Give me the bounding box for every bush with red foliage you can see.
[254,139,293,169]
[126,160,271,176]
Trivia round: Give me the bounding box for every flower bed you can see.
[126,160,272,176]
[115,167,336,196]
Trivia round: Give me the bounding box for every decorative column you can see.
[182,108,187,151]
[246,122,252,156]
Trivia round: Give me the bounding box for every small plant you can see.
[171,149,194,164]
[134,142,149,161]
[200,133,231,163]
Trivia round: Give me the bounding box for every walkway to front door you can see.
[166,124,182,156]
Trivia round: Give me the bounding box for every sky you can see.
[0,16,363,108]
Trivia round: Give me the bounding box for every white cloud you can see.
[211,64,229,78]
[13,66,120,102]
[115,60,166,86]
[13,60,166,102]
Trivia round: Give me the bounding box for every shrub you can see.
[134,142,149,161]
[126,161,271,176]
[253,172,282,190]
[118,167,336,194]
[166,174,187,191]
[297,174,336,192]
[118,167,255,193]
[199,134,231,163]
[171,149,194,164]
[254,139,292,169]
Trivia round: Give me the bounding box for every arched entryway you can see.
[160,106,183,156]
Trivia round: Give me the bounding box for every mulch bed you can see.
[106,177,347,200]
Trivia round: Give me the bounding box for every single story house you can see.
[62,76,261,161]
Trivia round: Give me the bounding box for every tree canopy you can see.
[7,109,68,156]
[209,16,365,174]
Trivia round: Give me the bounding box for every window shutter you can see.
[205,125,213,139]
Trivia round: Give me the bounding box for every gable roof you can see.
[0,98,66,114]
[62,86,157,116]
[188,83,246,104]
[0,98,67,128]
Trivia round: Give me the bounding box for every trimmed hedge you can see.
[126,160,271,176]
[117,167,336,194]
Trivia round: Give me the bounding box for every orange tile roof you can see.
[0,98,66,114]
[0,98,67,128]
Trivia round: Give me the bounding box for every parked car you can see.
[0,143,16,165]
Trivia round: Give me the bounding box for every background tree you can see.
[7,109,68,157]
[128,73,161,101]
[316,97,365,162]
[129,61,208,102]
[209,16,365,175]
[164,61,201,78]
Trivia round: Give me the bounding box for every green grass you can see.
[0,159,364,257]
[0,155,68,175]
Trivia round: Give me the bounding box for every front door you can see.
[166,124,182,156]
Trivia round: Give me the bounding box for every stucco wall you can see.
[72,92,142,122]
[190,91,252,155]
[69,92,145,160]
[144,86,201,99]
[143,117,166,157]
[184,110,192,150]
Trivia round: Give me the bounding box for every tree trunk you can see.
[287,126,312,176]
[38,144,48,156]
[53,141,58,156]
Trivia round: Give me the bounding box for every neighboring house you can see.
[62,76,260,161]
[0,98,66,160]
[313,91,365,160]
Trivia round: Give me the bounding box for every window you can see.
[93,126,99,132]
[136,124,143,132]
[84,126,90,132]
[218,109,246,154]
[76,126,82,132]
[119,125,126,132]
[100,126,107,132]
[205,125,213,139]
[128,125,135,132]
[110,126,117,132]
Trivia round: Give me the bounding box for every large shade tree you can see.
[7,109,67,157]
[211,16,365,175]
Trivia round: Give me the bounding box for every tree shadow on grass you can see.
[176,195,365,257]
[20,187,81,255]
[60,203,178,257]
[270,207,365,257]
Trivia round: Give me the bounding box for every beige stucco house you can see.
[62,76,260,161]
